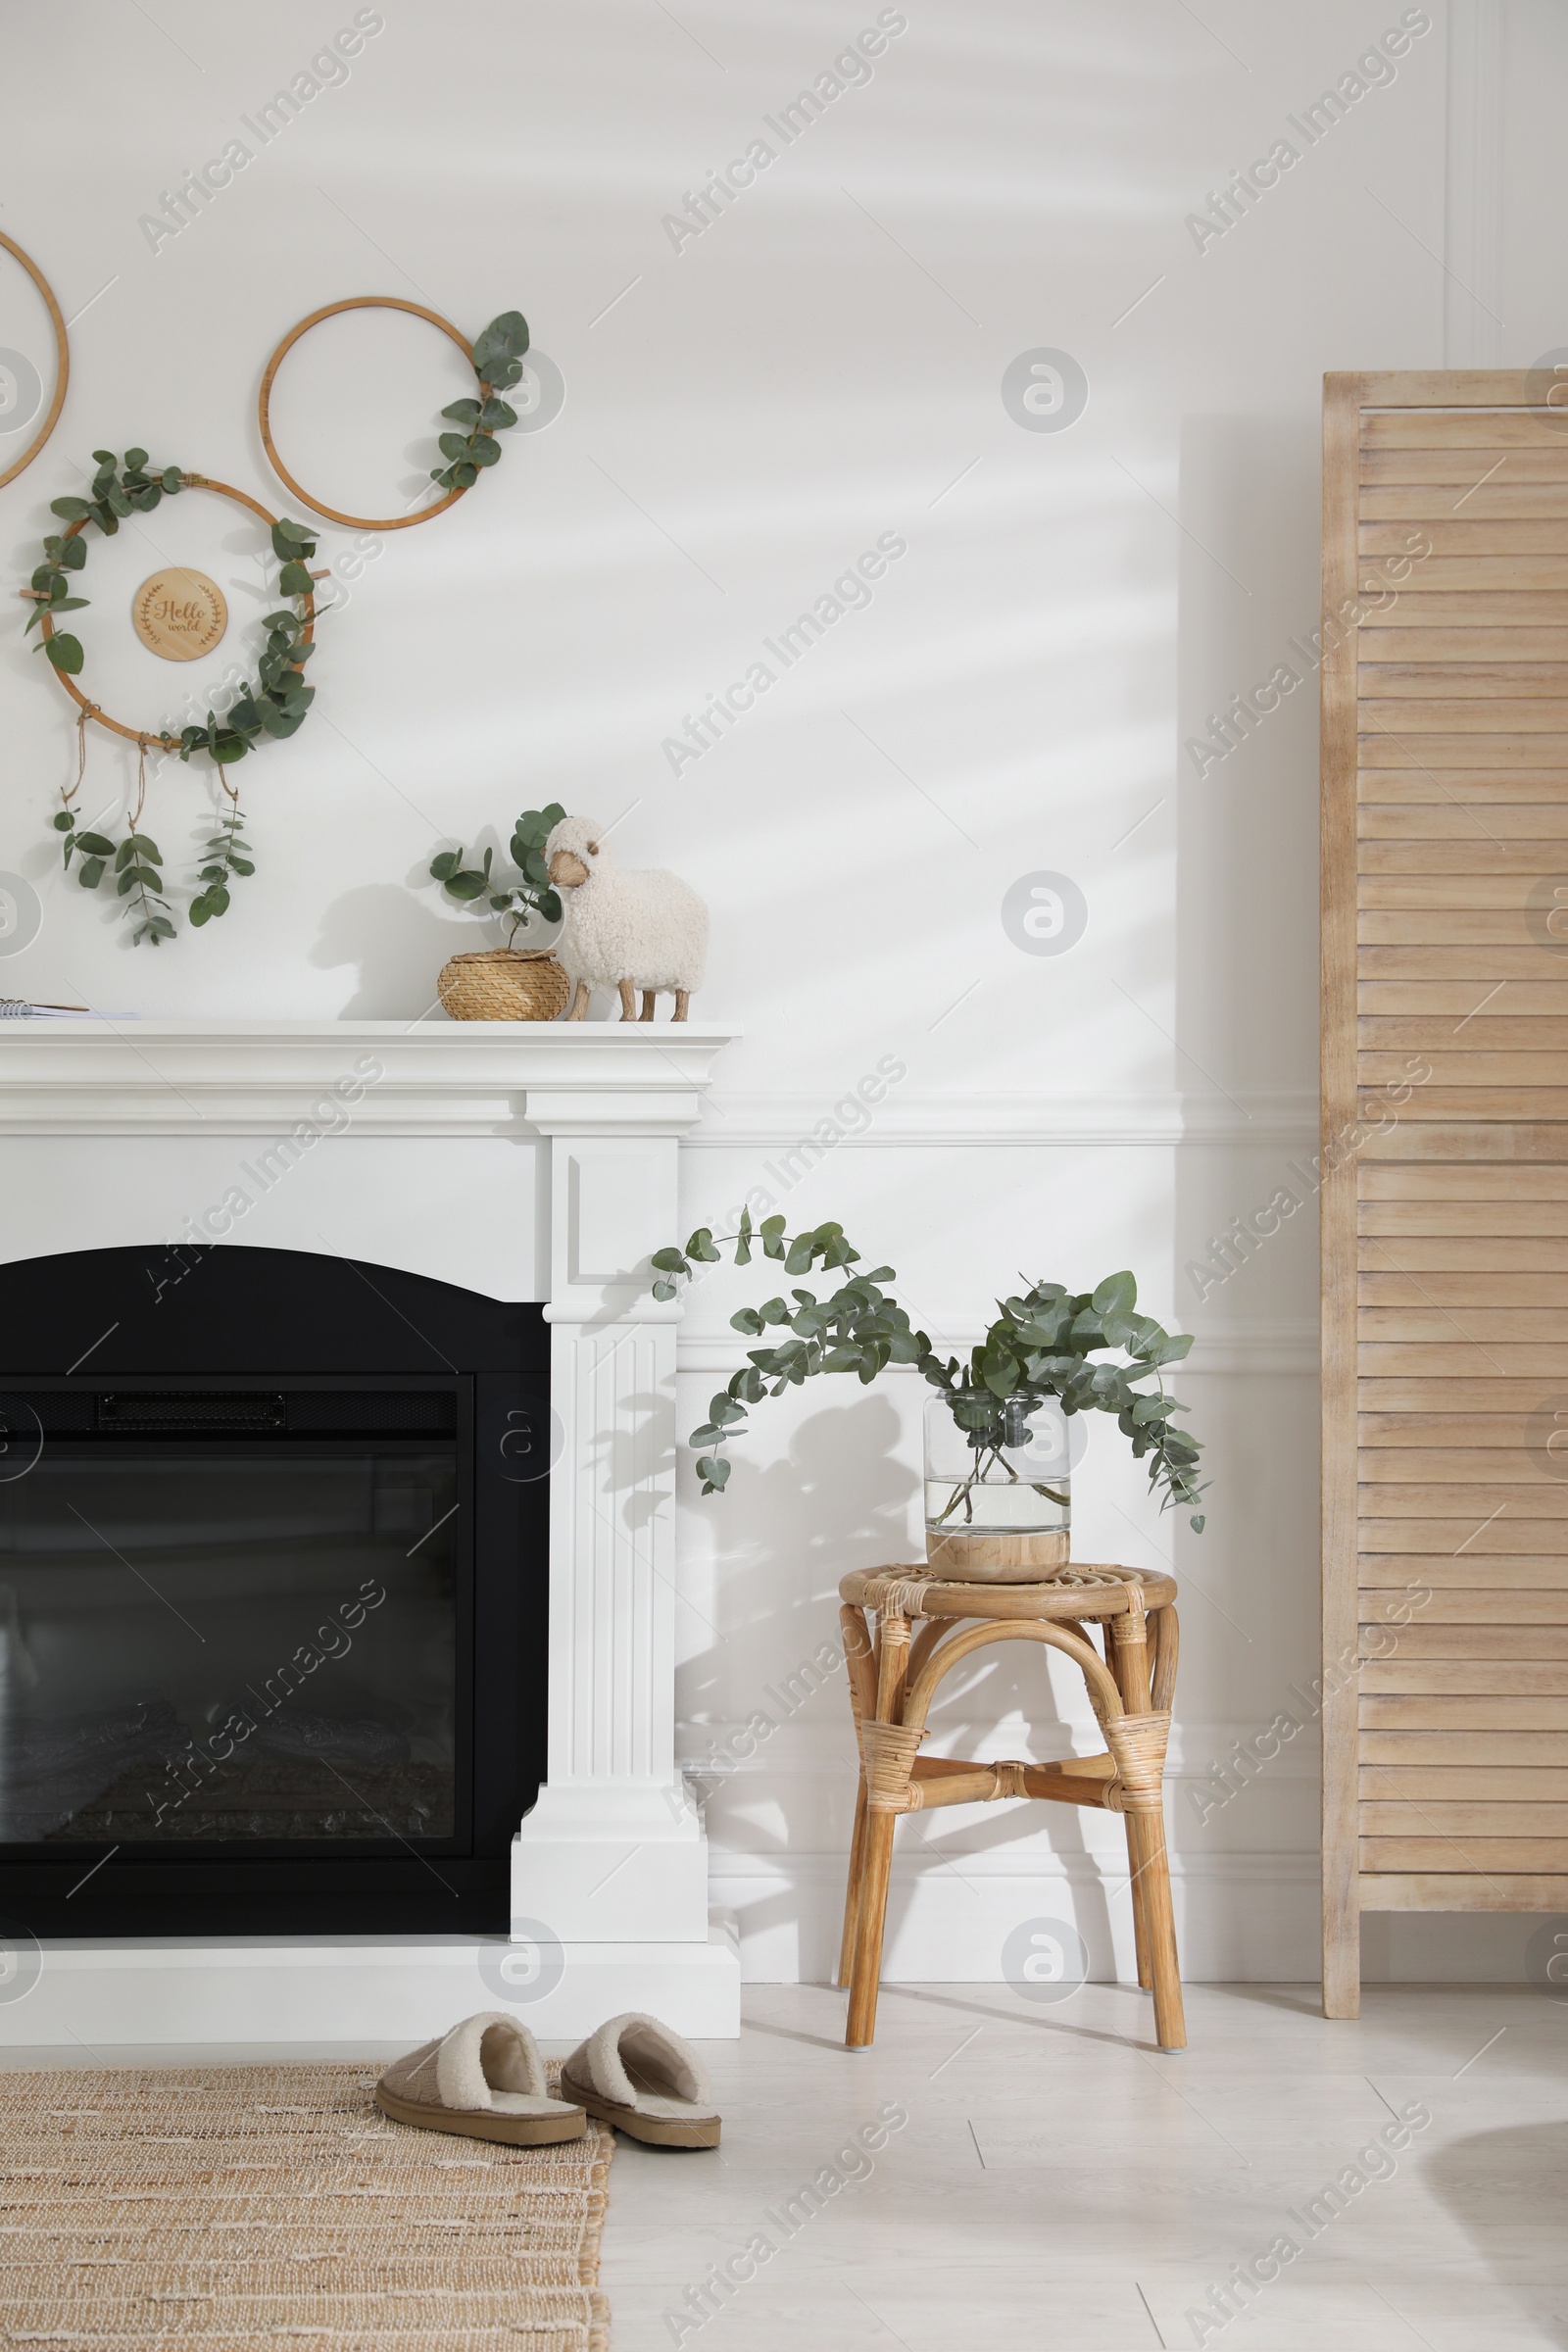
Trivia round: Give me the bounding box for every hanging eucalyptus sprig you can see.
[431,312,529,492]
[430,801,566,943]
[650,1215,1207,1528]
[191,792,255,927]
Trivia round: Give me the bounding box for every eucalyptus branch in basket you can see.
[429,802,567,945]
[650,1214,1206,1529]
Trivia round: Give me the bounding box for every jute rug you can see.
[0,2061,612,2350]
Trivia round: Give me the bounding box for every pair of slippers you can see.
[374,2008,719,2149]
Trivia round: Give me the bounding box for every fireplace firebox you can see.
[0,1247,546,1936]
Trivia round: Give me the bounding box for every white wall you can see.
[0,0,1557,1982]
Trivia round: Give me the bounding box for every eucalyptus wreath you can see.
[651,1215,1207,1528]
[25,452,322,943]
[430,312,530,491]
[430,800,567,942]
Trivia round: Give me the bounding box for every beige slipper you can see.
[375,2011,586,2146]
[560,2011,720,2147]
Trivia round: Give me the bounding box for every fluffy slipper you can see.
[560,2011,720,2147]
[375,2011,586,2146]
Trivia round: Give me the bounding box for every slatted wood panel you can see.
[1323,373,1568,2019]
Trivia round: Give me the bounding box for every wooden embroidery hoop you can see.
[258,295,477,530]
[38,474,318,751]
[0,230,69,492]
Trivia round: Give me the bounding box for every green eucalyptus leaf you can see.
[50,496,91,520]
[43,633,83,673]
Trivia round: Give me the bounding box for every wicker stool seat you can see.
[836,1562,1186,2050]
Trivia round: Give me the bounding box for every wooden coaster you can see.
[131,567,227,662]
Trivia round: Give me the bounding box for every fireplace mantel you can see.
[0,1019,743,2041]
[0,1018,737,1134]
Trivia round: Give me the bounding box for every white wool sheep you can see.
[544,815,708,1022]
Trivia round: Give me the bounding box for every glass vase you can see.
[923,1390,1071,1578]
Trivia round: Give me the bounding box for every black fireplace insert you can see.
[0,1246,547,1936]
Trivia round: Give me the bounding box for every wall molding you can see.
[688,1089,1317,1152]
[677,1319,1320,1376]
[1445,0,1505,367]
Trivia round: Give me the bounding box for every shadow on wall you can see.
[312,883,475,1018]
[1426,2122,1568,2349]
[680,1391,1117,1981]
[679,1392,910,1974]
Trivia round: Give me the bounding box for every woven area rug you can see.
[0,2061,612,2350]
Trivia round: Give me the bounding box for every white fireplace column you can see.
[512,1083,710,1944]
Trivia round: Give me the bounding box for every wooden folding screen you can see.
[1322,370,1568,2016]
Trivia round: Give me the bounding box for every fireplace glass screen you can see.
[0,1394,462,1849]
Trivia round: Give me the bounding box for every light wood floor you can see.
[6,1981,1564,2348]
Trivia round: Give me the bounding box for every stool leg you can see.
[1105,1625,1153,1992]
[844,1609,910,2050]
[837,1605,877,1989]
[845,1810,897,2047]
[1113,1603,1185,2030]
[838,1776,869,1990]
[1130,1805,1186,2051]
[1124,1815,1153,1990]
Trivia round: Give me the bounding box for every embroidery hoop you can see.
[38,474,318,749]
[258,294,477,530]
[0,230,69,492]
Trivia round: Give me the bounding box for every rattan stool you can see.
[836,1562,1186,2050]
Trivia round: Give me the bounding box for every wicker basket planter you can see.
[436,948,570,1022]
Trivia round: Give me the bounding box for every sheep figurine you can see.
[544,815,708,1022]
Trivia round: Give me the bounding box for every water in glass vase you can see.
[923,1391,1071,1542]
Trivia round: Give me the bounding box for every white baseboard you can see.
[710,1851,1321,1984]
[0,1916,742,2047]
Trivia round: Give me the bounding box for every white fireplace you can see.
[0,1019,742,2042]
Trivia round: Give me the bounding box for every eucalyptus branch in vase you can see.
[650,1214,1206,1530]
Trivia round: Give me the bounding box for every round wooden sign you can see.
[130,567,227,662]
